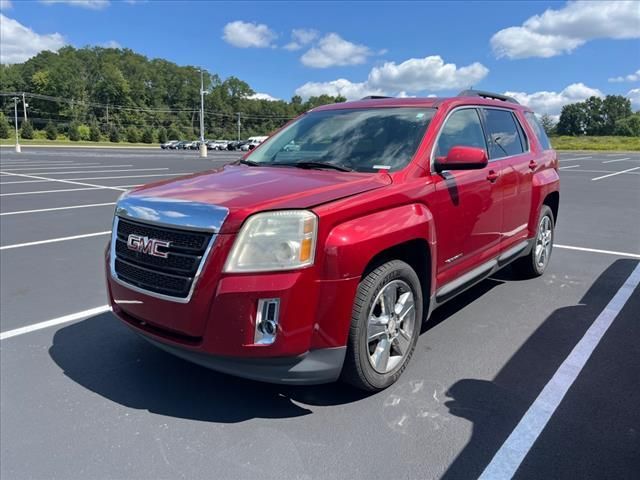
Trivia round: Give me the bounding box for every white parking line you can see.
[0,202,116,216]
[0,162,78,167]
[479,263,640,480]
[0,172,182,185]
[559,165,580,170]
[26,168,170,176]
[0,306,111,341]
[555,244,640,259]
[560,156,592,161]
[591,167,640,181]
[0,231,111,251]
[602,157,632,164]
[1,164,128,171]
[0,187,106,196]
[0,171,127,192]
[557,169,640,175]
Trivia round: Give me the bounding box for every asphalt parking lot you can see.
[1,147,639,479]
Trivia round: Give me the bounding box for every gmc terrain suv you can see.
[106,91,559,391]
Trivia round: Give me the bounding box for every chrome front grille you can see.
[113,217,213,299]
[109,195,229,303]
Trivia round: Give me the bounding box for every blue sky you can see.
[1,0,639,115]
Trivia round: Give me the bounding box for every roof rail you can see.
[457,90,520,105]
[360,95,393,100]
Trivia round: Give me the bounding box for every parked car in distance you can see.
[161,140,179,150]
[207,140,229,150]
[174,140,190,150]
[226,140,243,151]
[240,136,269,151]
[106,90,559,391]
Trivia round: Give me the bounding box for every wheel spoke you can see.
[381,286,397,315]
[394,329,411,356]
[372,338,391,371]
[367,321,387,342]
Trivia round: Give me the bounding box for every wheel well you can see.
[543,191,559,223]
[362,239,431,311]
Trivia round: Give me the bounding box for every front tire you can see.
[513,205,554,278]
[341,260,422,391]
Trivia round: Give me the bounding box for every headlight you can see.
[224,210,317,272]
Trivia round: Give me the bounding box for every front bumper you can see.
[140,332,346,385]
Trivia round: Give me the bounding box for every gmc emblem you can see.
[127,234,171,258]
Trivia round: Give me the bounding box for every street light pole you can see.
[199,69,207,158]
[237,112,241,142]
[12,97,20,153]
[22,92,28,123]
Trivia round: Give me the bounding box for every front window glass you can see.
[247,108,435,172]
[435,108,486,157]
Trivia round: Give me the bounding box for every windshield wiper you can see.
[239,159,261,166]
[271,161,353,172]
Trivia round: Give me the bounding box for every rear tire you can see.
[512,205,554,278]
[341,260,423,391]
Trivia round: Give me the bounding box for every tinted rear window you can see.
[482,109,526,159]
[524,112,552,150]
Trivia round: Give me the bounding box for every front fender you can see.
[322,203,436,281]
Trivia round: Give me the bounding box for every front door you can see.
[428,107,504,287]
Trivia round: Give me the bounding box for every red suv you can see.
[106,91,559,391]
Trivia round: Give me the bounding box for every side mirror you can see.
[435,146,488,172]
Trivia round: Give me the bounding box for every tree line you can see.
[552,95,639,137]
[0,46,345,142]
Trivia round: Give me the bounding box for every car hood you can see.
[125,164,391,233]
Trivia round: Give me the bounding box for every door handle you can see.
[486,170,499,182]
[529,160,538,170]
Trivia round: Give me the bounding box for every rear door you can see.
[480,108,533,248]
[429,107,504,287]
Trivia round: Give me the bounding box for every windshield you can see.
[246,107,436,172]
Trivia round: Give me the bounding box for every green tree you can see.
[157,126,168,144]
[141,127,154,143]
[89,121,101,142]
[540,114,556,135]
[0,112,10,139]
[614,113,640,136]
[78,124,91,141]
[45,121,58,140]
[20,120,34,139]
[602,95,632,135]
[68,121,81,141]
[167,125,181,140]
[556,103,587,136]
[126,126,139,143]
[109,125,120,142]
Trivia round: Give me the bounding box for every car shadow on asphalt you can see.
[441,258,640,480]
[48,272,509,424]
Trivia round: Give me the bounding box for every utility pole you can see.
[12,96,20,153]
[199,69,207,158]
[22,92,28,123]
[237,112,241,142]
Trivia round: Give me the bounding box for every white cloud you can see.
[247,92,280,102]
[295,54,489,100]
[491,1,640,59]
[609,69,640,83]
[284,28,318,51]
[0,0,13,10]
[368,55,489,92]
[627,88,640,109]
[40,0,110,9]
[101,40,121,48]
[504,83,603,116]
[295,78,386,100]
[0,14,66,64]
[222,20,276,48]
[301,33,373,68]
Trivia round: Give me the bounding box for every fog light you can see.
[255,298,280,345]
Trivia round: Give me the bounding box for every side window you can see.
[524,112,552,150]
[435,109,486,158]
[482,109,526,159]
